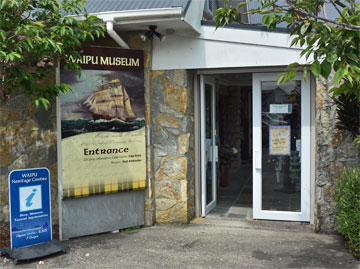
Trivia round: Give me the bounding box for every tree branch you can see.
[278,5,360,31]
[329,0,351,25]
[232,1,360,31]
[332,0,348,9]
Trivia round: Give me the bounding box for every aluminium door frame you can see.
[200,75,217,216]
[194,69,314,223]
[252,72,310,221]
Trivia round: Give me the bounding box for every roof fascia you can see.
[183,0,204,33]
[93,7,183,22]
[74,7,201,34]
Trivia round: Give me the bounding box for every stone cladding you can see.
[315,76,360,232]
[151,70,195,223]
[0,96,58,228]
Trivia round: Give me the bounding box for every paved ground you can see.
[1,218,358,268]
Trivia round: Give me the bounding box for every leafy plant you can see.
[333,167,360,259]
[0,0,105,109]
[355,136,360,148]
[334,94,360,137]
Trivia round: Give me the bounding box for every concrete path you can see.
[1,218,358,268]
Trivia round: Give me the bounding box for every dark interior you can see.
[208,73,253,219]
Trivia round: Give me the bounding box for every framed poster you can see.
[269,126,291,155]
[60,46,146,199]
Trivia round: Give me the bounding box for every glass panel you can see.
[261,81,301,211]
[205,84,214,204]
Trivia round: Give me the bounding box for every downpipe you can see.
[105,21,129,49]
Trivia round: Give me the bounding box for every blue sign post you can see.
[9,168,52,249]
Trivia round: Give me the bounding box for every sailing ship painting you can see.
[82,79,136,122]
[60,70,145,139]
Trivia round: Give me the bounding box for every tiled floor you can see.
[208,160,302,219]
[208,163,253,219]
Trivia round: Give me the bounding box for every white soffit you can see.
[152,25,310,70]
[91,7,201,33]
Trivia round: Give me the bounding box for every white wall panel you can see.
[152,26,309,70]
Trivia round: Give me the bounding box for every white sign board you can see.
[270,104,292,114]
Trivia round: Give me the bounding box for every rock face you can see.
[0,95,58,231]
[152,70,195,223]
[315,76,360,232]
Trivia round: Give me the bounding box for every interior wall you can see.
[217,85,252,164]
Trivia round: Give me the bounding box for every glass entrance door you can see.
[200,75,217,216]
[252,73,310,221]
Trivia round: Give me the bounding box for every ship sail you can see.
[82,79,136,122]
[123,86,136,119]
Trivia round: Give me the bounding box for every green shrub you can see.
[333,167,360,259]
[355,136,360,148]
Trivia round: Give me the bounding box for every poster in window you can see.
[269,126,291,155]
[60,46,146,199]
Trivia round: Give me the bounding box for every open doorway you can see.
[204,73,253,219]
[200,72,311,221]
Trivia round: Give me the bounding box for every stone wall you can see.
[315,76,360,232]
[151,70,195,223]
[0,96,58,230]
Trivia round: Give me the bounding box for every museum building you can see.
[0,0,359,239]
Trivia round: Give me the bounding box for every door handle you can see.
[215,146,218,162]
[209,146,218,162]
[255,150,261,169]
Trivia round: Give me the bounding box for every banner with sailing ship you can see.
[60,46,146,199]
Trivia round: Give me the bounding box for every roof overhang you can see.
[87,7,201,34]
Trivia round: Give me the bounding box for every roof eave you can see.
[75,7,200,34]
[93,7,183,21]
